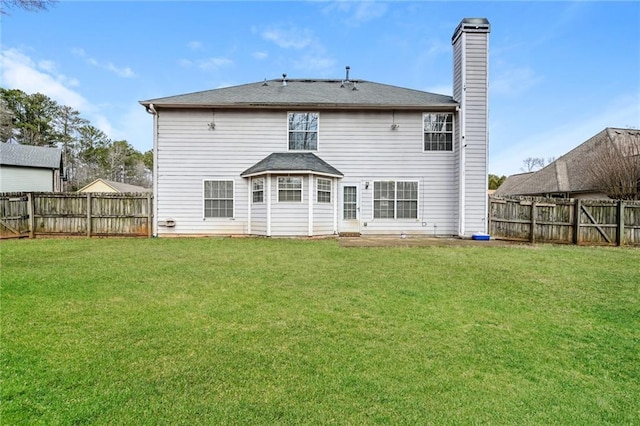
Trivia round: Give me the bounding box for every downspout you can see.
[145,103,158,237]
[458,32,467,238]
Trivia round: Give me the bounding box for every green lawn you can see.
[1,238,638,424]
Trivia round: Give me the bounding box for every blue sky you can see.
[2,0,639,176]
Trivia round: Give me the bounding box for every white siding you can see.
[453,27,490,236]
[155,108,460,236]
[462,32,489,235]
[0,166,54,192]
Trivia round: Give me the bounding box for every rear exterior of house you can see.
[141,18,490,238]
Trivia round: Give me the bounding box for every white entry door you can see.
[339,184,360,234]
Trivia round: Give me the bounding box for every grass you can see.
[1,238,639,424]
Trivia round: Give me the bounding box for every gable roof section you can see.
[78,178,151,193]
[495,128,640,196]
[0,143,62,169]
[140,79,457,110]
[494,172,534,196]
[241,153,343,178]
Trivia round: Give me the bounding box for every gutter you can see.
[144,103,159,237]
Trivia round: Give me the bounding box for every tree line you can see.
[0,88,152,191]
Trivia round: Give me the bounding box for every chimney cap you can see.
[452,17,490,43]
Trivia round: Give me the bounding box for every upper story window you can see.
[317,178,332,203]
[204,180,234,218]
[423,113,453,151]
[288,112,318,150]
[252,178,264,203]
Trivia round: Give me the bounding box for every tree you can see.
[1,0,56,14]
[586,132,640,200]
[0,88,61,146]
[54,105,88,190]
[488,174,506,190]
[0,98,13,142]
[521,157,545,172]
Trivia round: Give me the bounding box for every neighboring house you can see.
[77,178,151,193]
[0,143,63,192]
[140,18,490,237]
[495,128,640,199]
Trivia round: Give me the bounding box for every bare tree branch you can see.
[586,130,640,200]
[1,0,56,14]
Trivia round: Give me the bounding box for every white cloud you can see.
[198,57,233,70]
[252,51,268,60]
[1,48,90,110]
[258,24,335,76]
[491,66,542,96]
[0,48,119,145]
[322,0,387,25]
[72,47,137,78]
[261,26,314,49]
[187,41,203,51]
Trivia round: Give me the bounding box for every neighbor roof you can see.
[495,128,640,196]
[77,178,151,193]
[0,143,62,169]
[140,79,457,110]
[241,153,343,178]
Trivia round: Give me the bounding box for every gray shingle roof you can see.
[495,128,640,196]
[241,153,343,177]
[0,143,62,169]
[140,79,457,110]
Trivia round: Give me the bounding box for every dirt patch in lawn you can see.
[338,235,530,248]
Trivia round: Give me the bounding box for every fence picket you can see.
[490,196,640,246]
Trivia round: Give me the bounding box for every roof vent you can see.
[282,73,287,86]
[345,66,350,83]
[262,78,268,87]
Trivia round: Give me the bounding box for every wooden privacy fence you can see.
[489,197,640,246]
[0,192,153,239]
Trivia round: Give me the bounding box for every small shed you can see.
[0,143,63,192]
[77,178,151,193]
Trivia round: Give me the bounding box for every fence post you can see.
[530,200,537,243]
[86,193,92,238]
[146,193,153,238]
[27,192,35,239]
[573,199,581,245]
[617,200,625,246]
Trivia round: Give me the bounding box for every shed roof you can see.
[241,153,343,178]
[140,79,457,110]
[0,143,62,169]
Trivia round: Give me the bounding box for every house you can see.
[77,178,151,193]
[140,18,490,237]
[495,128,640,199]
[0,143,63,192]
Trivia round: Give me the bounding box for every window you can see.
[288,112,318,150]
[204,180,233,218]
[373,181,418,219]
[424,113,453,151]
[252,178,264,203]
[317,178,332,203]
[278,177,302,202]
[343,186,357,220]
